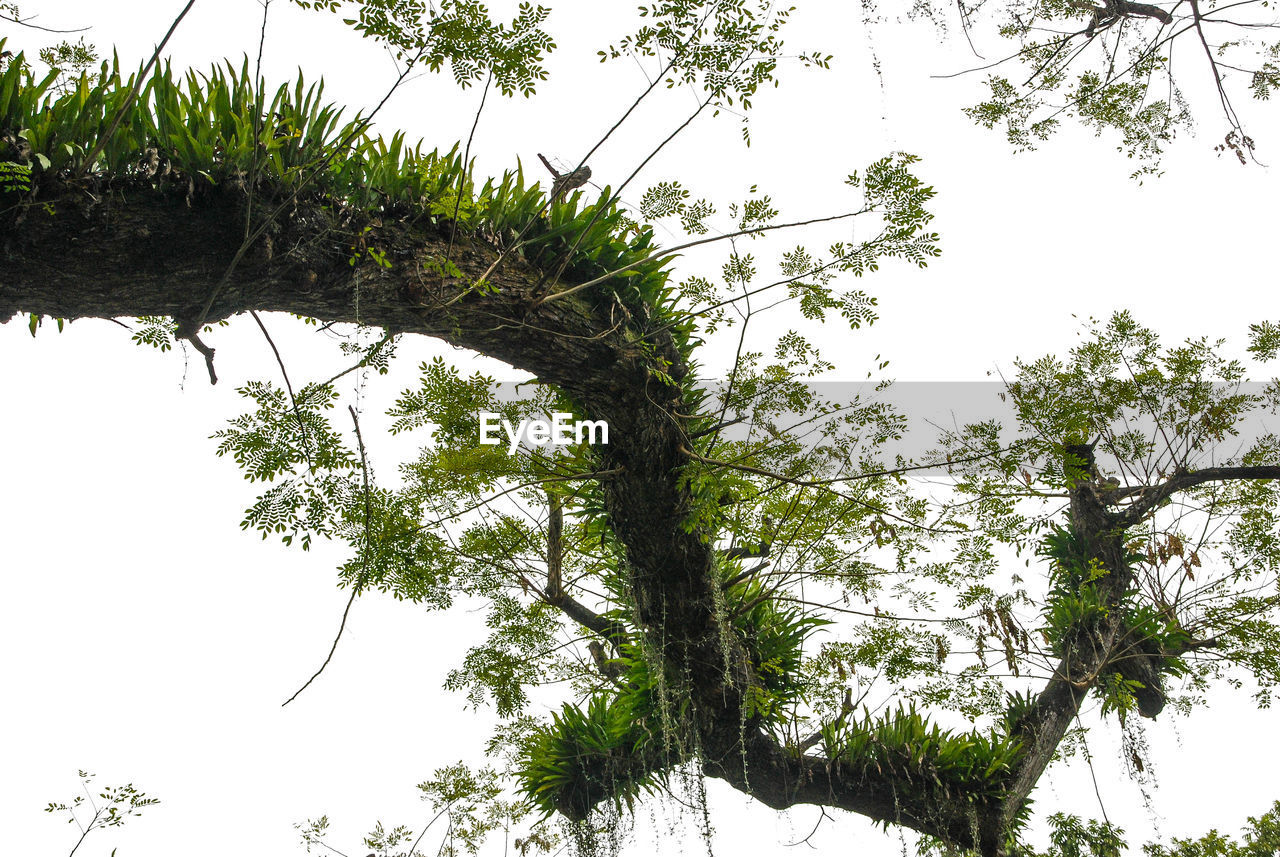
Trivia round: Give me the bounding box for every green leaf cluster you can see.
[517,660,676,820]
[291,0,555,97]
[820,703,1024,810]
[1144,801,1280,857]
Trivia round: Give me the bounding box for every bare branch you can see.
[280,405,373,707]
[1120,464,1280,526]
[0,9,90,34]
[534,209,869,307]
[250,309,313,471]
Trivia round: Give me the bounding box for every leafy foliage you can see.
[1143,801,1280,857]
[823,704,1024,806]
[600,0,832,143]
[1038,523,1190,717]
[518,689,673,820]
[933,312,1280,710]
[44,770,159,855]
[289,0,555,96]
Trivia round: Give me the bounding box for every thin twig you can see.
[534,36,782,299]
[66,808,101,857]
[279,560,356,706]
[414,468,623,531]
[705,234,754,459]
[446,70,493,265]
[407,803,453,857]
[303,835,352,857]
[317,331,395,390]
[680,443,962,534]
[679,444,1002,488]
[1190,0,1249,142]
[534,208,868,307]
[533,86,719,297]
[280,405,375,706]
[0,10,90,34]
[460,4,718,294]
[244,0,273,242]
[249,309,313,471]
[179,322,218,384]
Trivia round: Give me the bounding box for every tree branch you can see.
[1120,465,1280,526]
[0,9,90,34]
[541,491,629,645]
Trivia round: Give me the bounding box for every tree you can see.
[2,2,1278,856]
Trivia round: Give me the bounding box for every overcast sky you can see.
[2,1,1278,855]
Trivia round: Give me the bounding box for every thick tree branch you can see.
[1075,0,1174,34]
[1107,0,1174,25]
[545,491,563,600]
[3,181,974,847]
[1120,465,1280,526]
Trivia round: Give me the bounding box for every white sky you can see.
[2,1,1278,855]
